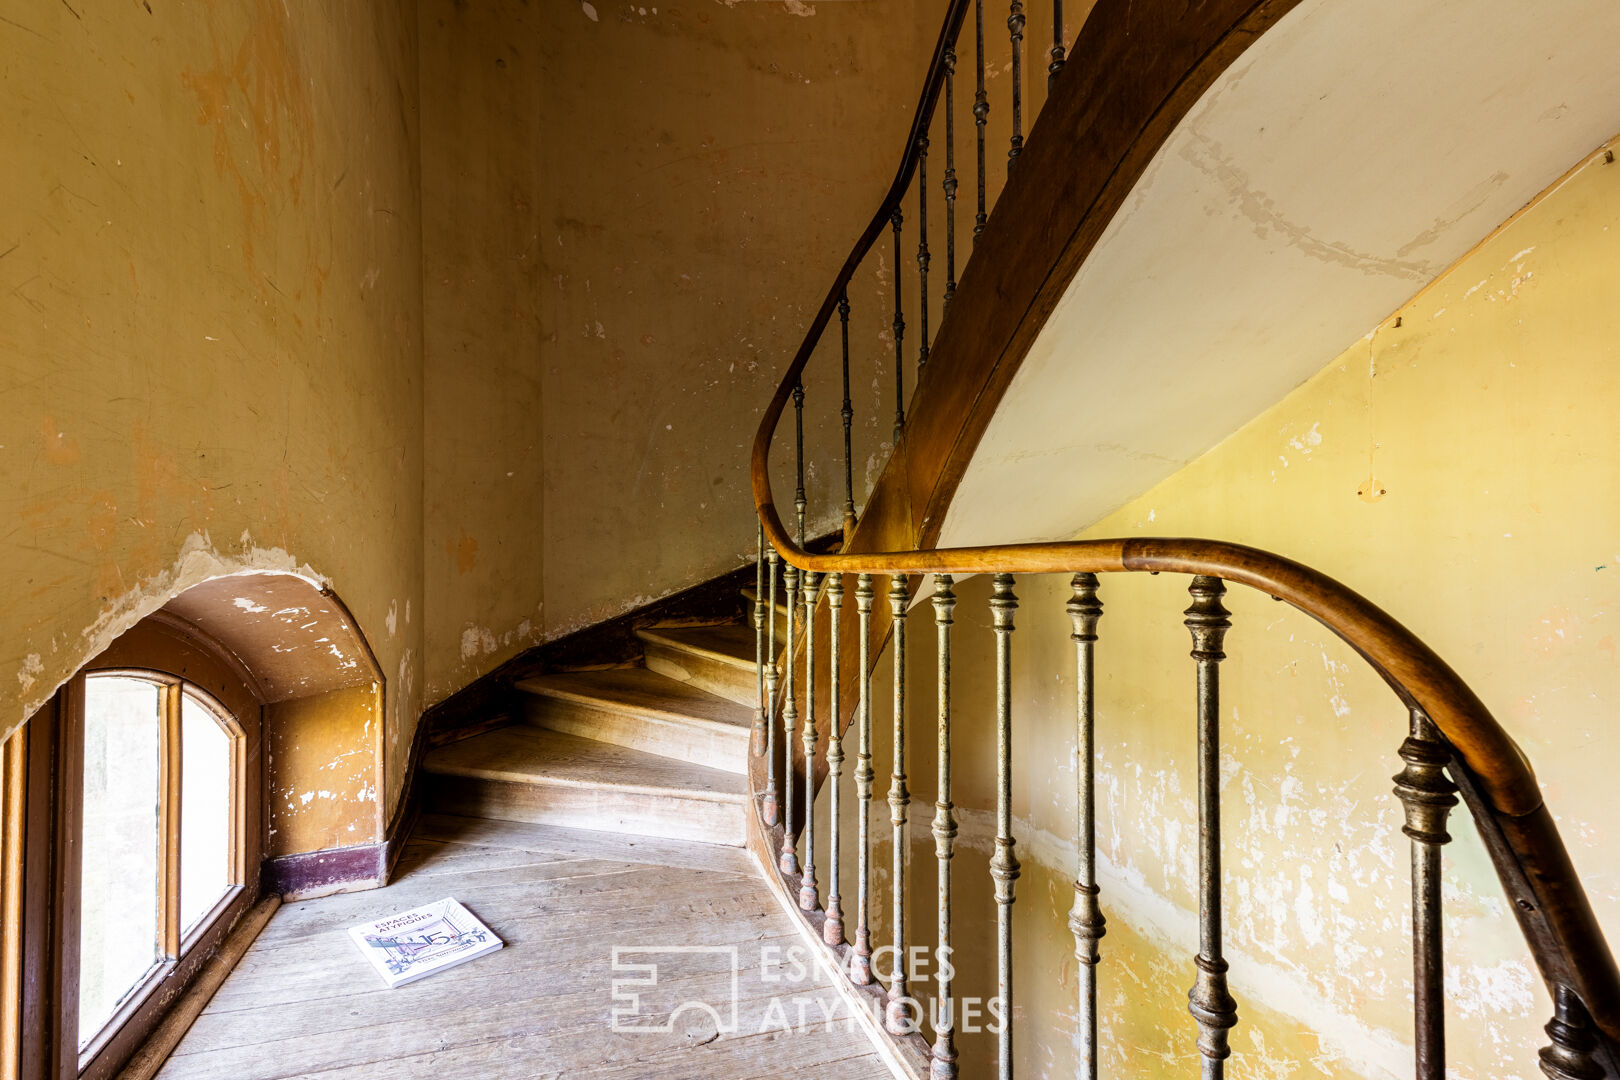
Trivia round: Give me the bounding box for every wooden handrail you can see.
[759,0,972,435]
[747,515,1620,1044]
[747,0,1620,1062]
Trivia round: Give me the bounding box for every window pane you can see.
[79,676,163,1049]
[180,692,234,937]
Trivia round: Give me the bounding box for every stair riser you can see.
[643,641,759,709]
[521,695,749,775]
[426,774,747,846]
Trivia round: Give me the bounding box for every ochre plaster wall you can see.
[418,0,943,704]
[264,685,383,857]
[821,139,1620,1076]
[0,2,425,826]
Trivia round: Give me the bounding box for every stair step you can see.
[515,668,752,774]
[423,727,747,846]
[637,623,763,708]
[740,586,793,630]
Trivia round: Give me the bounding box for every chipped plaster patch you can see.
[944,808,1412,1079]
[16,653,44,695]
[459,626,497,660]
[9,531,327,739]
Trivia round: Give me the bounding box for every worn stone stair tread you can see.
[636,622,759,669]
[514,667,753,732]
[423,727,747,803]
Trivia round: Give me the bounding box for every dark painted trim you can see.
[262,843,387,900]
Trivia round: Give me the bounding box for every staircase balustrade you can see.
[742,1,1620,1076]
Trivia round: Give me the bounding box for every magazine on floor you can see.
[348,898,503,988]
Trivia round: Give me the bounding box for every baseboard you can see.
[262,843,387,901]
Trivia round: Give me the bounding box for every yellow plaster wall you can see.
[0,2,425,821]
[1054,139,1620,1077]
[264,685,383,857]
[823,140,1620,1076]
[417,0,943,703]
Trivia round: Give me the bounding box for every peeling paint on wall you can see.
[0,0,425,819]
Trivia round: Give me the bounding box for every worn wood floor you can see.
[156,814,892,1079]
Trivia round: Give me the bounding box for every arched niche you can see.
[156,573,386,886]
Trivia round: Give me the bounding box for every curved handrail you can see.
[748,0,1620,1059]
[763,0,972,426]
[746,525,1620,1044]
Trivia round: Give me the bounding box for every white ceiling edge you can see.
[939,0,1620,548]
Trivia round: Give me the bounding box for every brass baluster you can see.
[989,573,1020,1079]
[825,573,847,946]
[763,545,780,825]
[916,136,930,373]
[1185,576,1238,1079]
[886,574,913,1034]
[1540,986,1605,1080]
[1068,574,1105,1080]
[1393,707,1457,1079]
[930,575,959,1079]
[1048,0,1064,88]
[780,558,801,876]
[892,208,906,443]
[853,573,877,984]
[942,46,958,306]
[839,290,856,540]
[801,570,821,910]
[1007,1,1024,167]
[973,0,989,244]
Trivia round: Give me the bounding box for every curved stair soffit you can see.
[850,0,1620,556]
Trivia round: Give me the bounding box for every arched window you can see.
[4,613,264,1080]
[76,671,245,1056]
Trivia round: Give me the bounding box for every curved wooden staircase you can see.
[421,593,773,848]
[408,1,1620,1077]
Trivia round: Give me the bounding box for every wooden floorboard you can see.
[155,814,892,1079]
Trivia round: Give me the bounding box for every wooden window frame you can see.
[6,613,264,1080]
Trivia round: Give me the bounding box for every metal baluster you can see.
[780,558,801,875]
[973,0,989,243]
[825,573,847,946]
[1185,576,1238,1079]
[801,570,821,910]
[1048,0,1064,88]
[1067,574,1105,1080]
[930,575,959,1079]
[781,375,806,872]
[1393,707,1457,1079]
[793,379,807,545]
[891,208,906,443]
[852,573,877,984]
[754,523,767,756]
[839,291,856,539]
[886,574,913,1034]
[916,136,930,373]
[989,573,1021,1079]
[1007,1,1025,168]
[1540,986,1605,1080]
[943,45,958,305]
[764,545,780,824]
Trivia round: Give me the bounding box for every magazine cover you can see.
[348,898,503,988]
